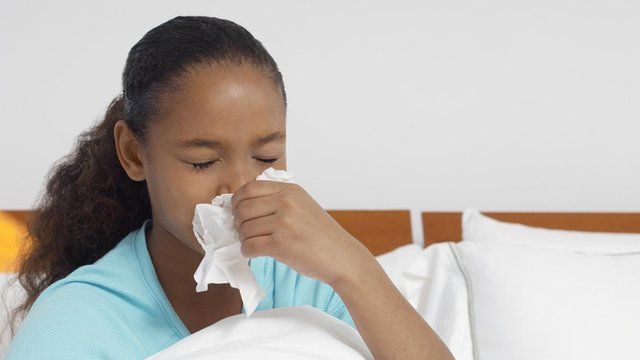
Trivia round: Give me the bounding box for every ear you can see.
[114,120,146,181]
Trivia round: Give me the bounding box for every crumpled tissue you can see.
[192,167,296,317]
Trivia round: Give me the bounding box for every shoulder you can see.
[37,227,151,311]
[5,283,147,359]
[6,224,177,359]
[250,256,356,329]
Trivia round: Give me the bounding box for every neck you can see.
[145,219,240,315]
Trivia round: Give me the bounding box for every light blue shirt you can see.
[5,219,355,359]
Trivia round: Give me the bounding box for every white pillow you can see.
[462,208,640,252]
[453,240,640,360]
[0,273,25,359]
[147,305,373,360]
[401,243,474,360]
[375,243,422,296]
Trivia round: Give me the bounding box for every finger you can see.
[240,235,276,258]
[231,180,284,212]
[238,213,276,242]
[233,194,279,229]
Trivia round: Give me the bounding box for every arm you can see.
[330,240,455,360]
[230,181,455,359]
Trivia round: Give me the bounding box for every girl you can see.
[5,16,454,359]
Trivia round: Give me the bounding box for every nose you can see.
[218,163,255,194]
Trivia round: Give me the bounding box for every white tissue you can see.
[192,167,296,317]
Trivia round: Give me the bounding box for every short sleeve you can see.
[261,257,357,330]
[5,290,147,360]
[326,290,357,329]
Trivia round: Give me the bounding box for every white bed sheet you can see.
[147,305,373,360]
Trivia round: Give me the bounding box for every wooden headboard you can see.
[421,212,640,247]
[0,209,413,272]
[6,209,639,272]
[328,210,413,255]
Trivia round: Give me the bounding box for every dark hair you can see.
[5,15,287,337]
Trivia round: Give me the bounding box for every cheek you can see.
[145,162,212,254]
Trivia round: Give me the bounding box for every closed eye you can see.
[191,161,217,170]
[190,158,278,171]
[257,158,278,164]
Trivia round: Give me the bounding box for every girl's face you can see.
[139,63,286,255]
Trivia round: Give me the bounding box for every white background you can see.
[1,0,638,245]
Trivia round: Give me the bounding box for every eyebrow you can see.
[178,131,285,149]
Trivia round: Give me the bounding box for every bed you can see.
[2,209,640,359]
[421,210,640,246]
[3,208,640,264]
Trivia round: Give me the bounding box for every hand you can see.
[230,179,374,287]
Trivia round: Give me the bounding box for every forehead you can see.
[149,62,286,147]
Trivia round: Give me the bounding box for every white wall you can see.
[1,0,639,245]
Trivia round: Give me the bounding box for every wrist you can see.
[329,244,383,294]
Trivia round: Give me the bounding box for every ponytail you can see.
[6,94,151,336]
